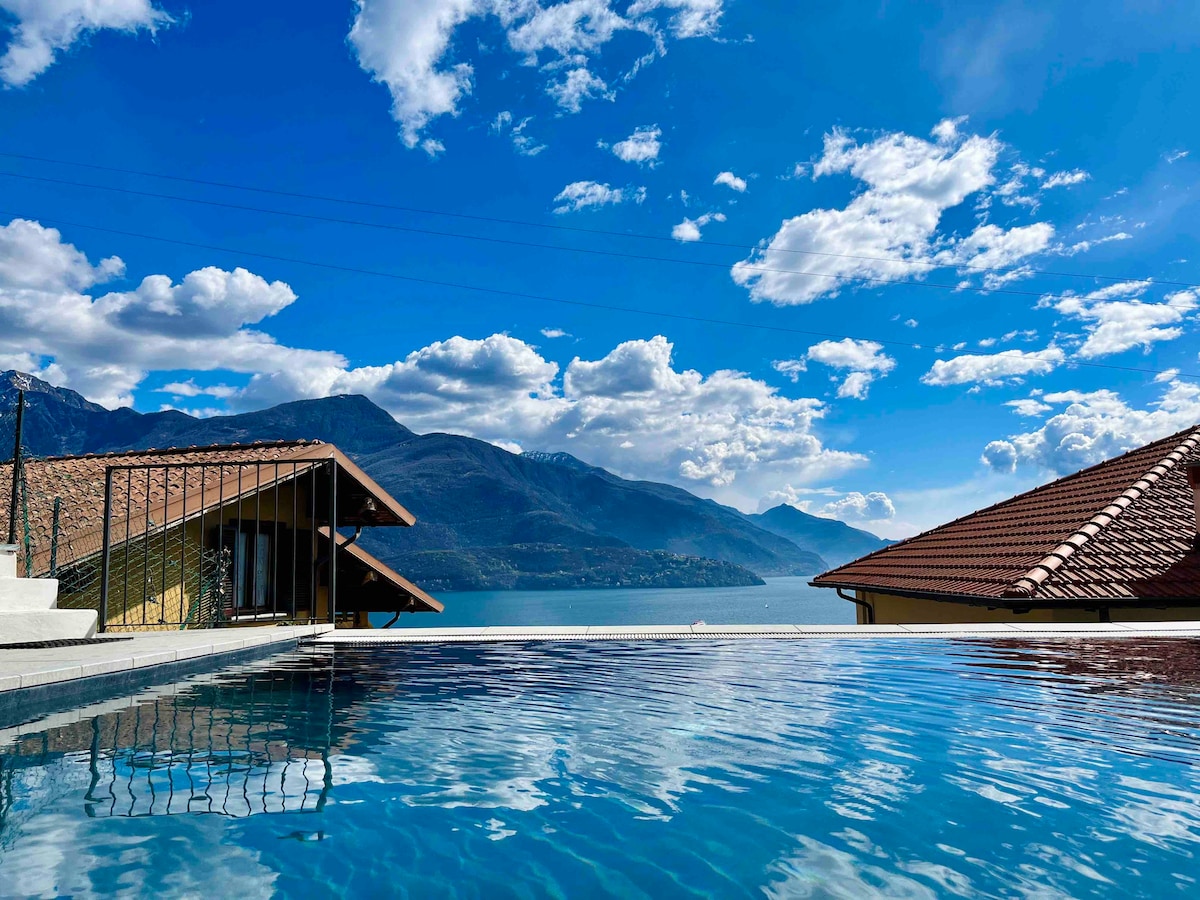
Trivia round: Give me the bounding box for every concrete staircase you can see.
[0,545,97,644]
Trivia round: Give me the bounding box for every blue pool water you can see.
[2,638,1200,897]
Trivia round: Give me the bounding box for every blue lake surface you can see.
[3,637,1200,897]
[372,576,855,628]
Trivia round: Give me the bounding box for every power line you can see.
[0,168,1181,307]
[7,208,1197,383]
[1,148,1194,290]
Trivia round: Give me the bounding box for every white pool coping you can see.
[315,621,1200,643]
[0,624,334,693]
[2,620,1198,697]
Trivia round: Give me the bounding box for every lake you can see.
[370,576,855,628]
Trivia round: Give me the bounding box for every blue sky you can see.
[1,0,1199,537]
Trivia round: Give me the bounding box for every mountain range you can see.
[0,371,889,591]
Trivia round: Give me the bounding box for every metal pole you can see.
[7,389,24,546]
[49,497,60,576]
[327,459,337,624]
[99,468,114,633]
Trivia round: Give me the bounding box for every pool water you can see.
[2,638,1200,898]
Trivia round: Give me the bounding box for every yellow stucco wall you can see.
[856,591,1200,625]
[59,482,321,631]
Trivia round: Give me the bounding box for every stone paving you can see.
[0,624,333,692]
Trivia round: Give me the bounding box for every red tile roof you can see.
[1,441,415,575]
[812,425,1200,607]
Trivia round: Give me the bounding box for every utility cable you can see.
[0,168,1179,306]
[6,208,1198,383]
[0,149,1194,290]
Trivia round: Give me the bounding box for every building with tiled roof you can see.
[1,441,441,631]
[812,426,1200,624]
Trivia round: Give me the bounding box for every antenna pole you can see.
[7,389,24,546]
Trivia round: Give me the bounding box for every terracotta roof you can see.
[0,441,414,575]
[812,425,1200,607]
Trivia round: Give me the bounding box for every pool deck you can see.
[316,621,1200,643]
[0,624,333,693]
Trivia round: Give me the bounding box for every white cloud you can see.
[1058,231,1132,256]
[157,380,240,400]
[920,347,1065,387]
[545,66,613,112]
[779,338,896,400]
[771,359,806,382]
[553,180,642,213]
[817,490,896,522]
[348,0,483,150]
[610,125,661,165]
[0,218,342,408]
[1041,169,1090,188]
[731,120,1056,305]
[349,1,725,148]
[671,211,725,241]
[1165,149,1190,163]
[981,379,1200,474]
[0,0,172,87]
[759,487,896,524]
[1005,397,1052,417]
[713,170,747,192]
[540,327,571,338]
[492,110,546,155]
[1050,283,1197,358]
[628,0,724,37]
[5,217,858,512]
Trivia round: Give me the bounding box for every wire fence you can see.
[3,448,332,632]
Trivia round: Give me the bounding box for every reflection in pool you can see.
[2,638,1200,898]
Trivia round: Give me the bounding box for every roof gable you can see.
[813,426,1200,605]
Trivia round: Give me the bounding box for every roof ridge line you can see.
[810,423,1200,580]
[1003,427,1200,599]
[30,439,323,462]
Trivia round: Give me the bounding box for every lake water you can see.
[371,576,855,628]
[3,638,1200,898]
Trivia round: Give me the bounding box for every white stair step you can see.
[0,545,16,579]
[0,609,97,643]
[0,577,59,610]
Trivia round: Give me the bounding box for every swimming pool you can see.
[1,638,1198,898]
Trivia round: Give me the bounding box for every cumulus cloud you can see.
[553,180,643,212]
[774,339,896,399]
[1049,282,1197,358]
[348,0,482,151]
[713,170,747,192]
[731,120,1057,305]
[0,0,172,87]
[1005,397,1052,417]
[758,487,895,523]
[349,1,724,148]
[671,211,725,241]
[920,347,1065,387]
[981,379,1200,474]
[818,490,896,522]
[545,66,613,112]
[0,218,341,407]
[3,217,860,511]
[610,125,661,165]
[540,327,570,338]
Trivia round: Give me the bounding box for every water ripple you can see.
[2,638,1200,898]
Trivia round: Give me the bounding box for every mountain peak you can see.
[520,450,602,473]
[0,370,105,413]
